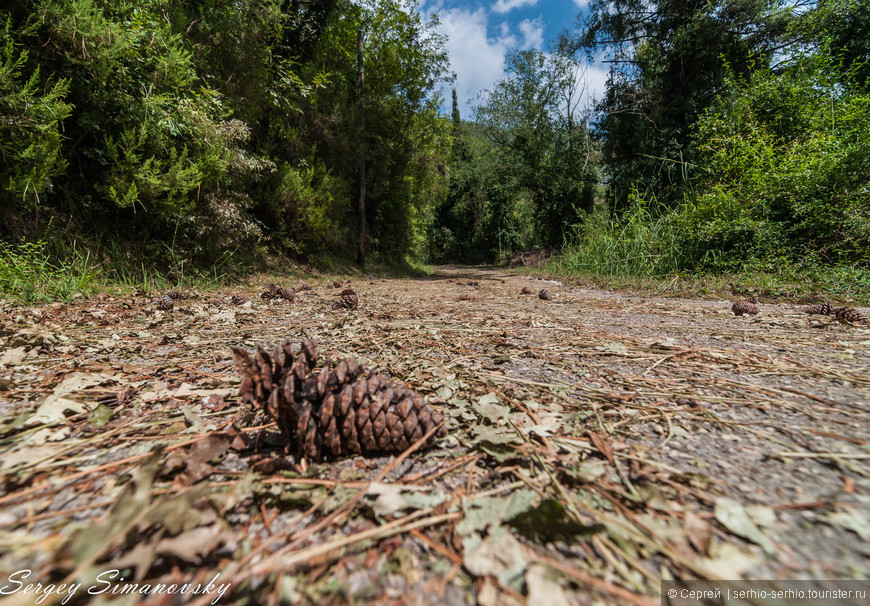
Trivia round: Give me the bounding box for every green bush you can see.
[34,0,249,219]
[689,53,870,267]
[0,18,71,210]
[266,161,350,255]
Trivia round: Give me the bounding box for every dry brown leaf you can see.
[587,431,614,465]
[156,524,228,563]
[162,432,233,485]
[683,510,713,556]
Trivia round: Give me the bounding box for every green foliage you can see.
[430,116,538,264]
[435,48,596,263]
[3,0,863,289]
[558,48,870,277]
[288,0,450,261]
[30,0,250,220]
[578,0,796,209]
[684,51,870,268]
[264,160,350,255]
[0,18,71,210]
[0,239,97,301]
[0,0,451,278]
[554,194,683,277]
[548,0,869,283]
[799,0,870,89]
[476,49,596,249]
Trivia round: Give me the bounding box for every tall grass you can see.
[553,195,684,277]
[0,240,100,302]
[546,192,870,305]
[0,233,247,302]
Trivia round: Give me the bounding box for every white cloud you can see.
[498,21,511,38]
[425,2,606,114]
[517,18,544,50]
[581,63,609,111]
[431,7,517,111]
[572,0,590,7]
[492,0,538,14]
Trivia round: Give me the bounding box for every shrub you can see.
[0,18,71,210]
[690,53,870,266]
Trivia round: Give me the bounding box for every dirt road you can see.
[1,266,868,604]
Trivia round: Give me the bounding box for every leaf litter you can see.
[0,267,868,604]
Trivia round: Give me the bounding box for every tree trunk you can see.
[357,28,366,266]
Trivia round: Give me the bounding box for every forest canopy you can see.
[1,0,448,274]
[1,0,867,283]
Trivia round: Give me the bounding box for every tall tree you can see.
[801,0,870,88]
[357,27,366,265]
[475,49,596,248]
[574,0,795,209]
[291,0,450,259]
[0,0,450,267]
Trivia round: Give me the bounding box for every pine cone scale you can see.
[359,413,375,450]
[354,381,367,404]
[339,384,354,415]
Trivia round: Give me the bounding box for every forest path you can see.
[1,266,868,604]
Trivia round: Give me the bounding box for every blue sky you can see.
[420,0,609,115]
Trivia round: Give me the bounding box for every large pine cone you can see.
[231,339,446,460]
[538,289,552,300]
[333,288,359,310]
[800,303,832,315]
[732,298,759,316]
[834,307,869,326]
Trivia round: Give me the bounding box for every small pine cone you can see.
[732,299,759,315]
[298,284,312,291]
[521,287,533,295]
[277,287,296,301]
[834,307,869,326]
[166,290,191,300]
[458,294,475,301]
[333,288,359,310]
[230,294,248,305]
[261,284,279,300]
[538,289,552,300]
[231,339,446,460]
[155,295,174,311]
[800,303,832,315]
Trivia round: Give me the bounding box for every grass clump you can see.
[554,195,684,278]
[0,240,99,302]
[544,257,870,306]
